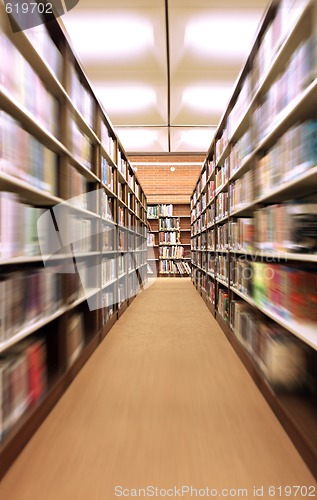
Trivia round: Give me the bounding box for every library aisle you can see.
[0,279,314,499]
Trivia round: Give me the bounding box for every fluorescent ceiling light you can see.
[93,85,157,114]
[63,12,154,61]
[181,129,215,149]
[185,12,261,60]
[132,162,203,166]
[117,129,158,149]
[182,85,232,112]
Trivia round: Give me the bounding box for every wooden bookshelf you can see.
[0,5,147,479]
[191,0,317,478]
[147,203,191,277]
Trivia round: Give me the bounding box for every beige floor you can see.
[0,278,315,499]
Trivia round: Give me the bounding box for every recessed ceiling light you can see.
[182,85,233,112]
[63,13,154,61]
[180,129,215,149]
[184,12,262,60]
[170,166,176,172]
[93,85,157,114]
[117,129,158,149]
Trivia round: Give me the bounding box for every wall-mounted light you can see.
[170,166,176,172]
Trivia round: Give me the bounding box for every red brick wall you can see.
[130,154,204,204]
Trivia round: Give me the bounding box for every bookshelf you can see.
[147,204,191,277]
[0,6,147,478]
[191,0,317,477]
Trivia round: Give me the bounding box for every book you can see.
[66,314,84,368]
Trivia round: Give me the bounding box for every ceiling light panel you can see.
[171,127,216,153]
[93,83,168,126]
[170,83,232,126]
[115,127,169,153]
[168,4,265,74]
[63,6,167,71]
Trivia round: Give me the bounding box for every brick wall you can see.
[129,154,204,204]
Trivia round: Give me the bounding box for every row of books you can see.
[215,192,229,221]
[215,160,229,192]
[117,183,126,203]
[159,246,185,259]
[252,262,317,323]
[135,182,142,201]
[215,128,229,162]
[217,255,229,283]
[70,119,93,170]
[118,254,125,276]
[192,207,215,236]
[256,120,317,199]
[101,122,116,162]
[128,170,134,191]
[253,34,317,144]
[159,232,181,245]
[147,233,155,246]
[102,258,116,286]
[70,218,93,253]
[0,336,47,440]
[253,0,304,89]
[226,0,311,137]
[192,161,214,204]
[229,219,254,252]
[147,206,158,219]
[102,192,114,222]
[102,158,114,192]
[159,204,173,216]
[70,66,95,129]
[218,289,229,321]
[117,151,127,180]
[207,254,215,275]
[230,129,252,177]
[229,170,254,213]
[0,192,45,259]
[254,201,317,253]
[1,34,58,136]
[216,224,229,251]
[159,260,191,275]
[117,283,126,306]
[206,278,215,305]
[0,267,63,342]
[103,226,114,252]
[0,111,58,195]
[68,166,89,208]
[118,229,126,252]
[230,304,309,391]
[118,207,125,226]
[228,72,253,139]
[231,257,253,296]
[135,199,142,219]
[25,23,62,80]
[159,218,180,230]
[194,199,316,255]
[191,229,215,251]
[102,292,114,324]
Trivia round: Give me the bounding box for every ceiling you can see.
[62,0,269,155]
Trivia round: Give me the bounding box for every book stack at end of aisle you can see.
[147,203,191,277]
